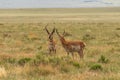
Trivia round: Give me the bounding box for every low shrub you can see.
[18,58,31,66]
[69,61,81,68]
[98,55,109,63]
[90,63,103,71]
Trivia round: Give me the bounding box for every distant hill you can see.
[0,7,120,13]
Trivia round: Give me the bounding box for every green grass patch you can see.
[90,63,103,71]
[98,55,109,63]
[18,57,31,66]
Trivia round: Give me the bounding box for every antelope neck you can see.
[60,38,66,44]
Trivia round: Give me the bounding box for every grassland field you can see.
[0,8,120,80]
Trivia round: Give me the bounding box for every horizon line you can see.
[0,6,120,9]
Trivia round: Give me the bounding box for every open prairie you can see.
[0,8,120,80]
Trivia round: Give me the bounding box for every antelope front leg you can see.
[78,49,84,58]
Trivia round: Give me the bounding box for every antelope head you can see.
[56,29,66,43]
[44,24,55,41]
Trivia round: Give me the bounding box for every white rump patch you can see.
[71,45,81,51]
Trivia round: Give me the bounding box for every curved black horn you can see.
[49,27,55,38]
[44,24,50,34]
[56,29,61,37]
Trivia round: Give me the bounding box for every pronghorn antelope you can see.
[44,25,56,54]
[56,29,85,59]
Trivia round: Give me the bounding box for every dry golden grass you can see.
[0,67,7,78]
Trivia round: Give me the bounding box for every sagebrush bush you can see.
[69,61,81,68]
[98,55,109,63]
[18,58,31,66]
[90,63,103,71]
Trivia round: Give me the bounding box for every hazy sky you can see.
[0,0,120,8]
